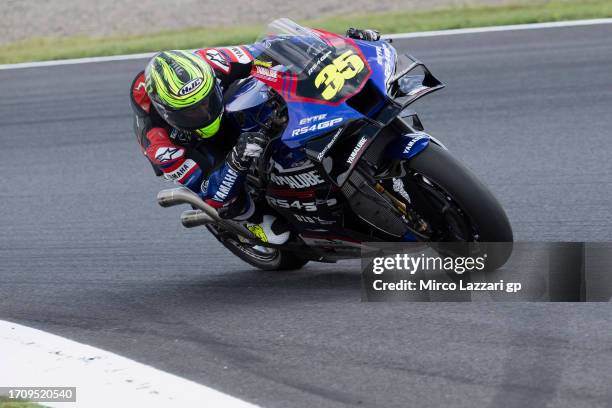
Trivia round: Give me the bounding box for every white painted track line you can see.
[384,17,612,39]
[0,18,611,70]
[0,320,259,408]
[0,52,158,70]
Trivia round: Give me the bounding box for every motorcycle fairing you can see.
[251,29,373,104]
[224,78,275,132]
[389,54,445,107]
[247,23,397,148]
[350,39,397,96]
[283,102,363,148]
[385,132,431,160]
[264,156,348,235]
[225,78,270,113]
[223,19,446,236]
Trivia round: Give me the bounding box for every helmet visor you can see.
[155,83,224,131]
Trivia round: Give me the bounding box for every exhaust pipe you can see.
[157,187,256,239]
[157,187,211,209]
[181,210,215,228]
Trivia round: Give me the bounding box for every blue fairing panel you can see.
[385,132,430,160]
[279,40,397,148]
[355,40,396,98]
[281,101,363,148]
[225,78,271,113]
[224,78,275,133]
[225,38,400,151]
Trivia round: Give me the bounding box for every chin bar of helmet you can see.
[157,187,256,240]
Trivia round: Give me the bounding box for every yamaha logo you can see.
[178,78,203,96]
[346,137,367,165]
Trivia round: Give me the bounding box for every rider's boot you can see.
[234,196,290,245]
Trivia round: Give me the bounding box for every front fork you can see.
[368,117,446,240]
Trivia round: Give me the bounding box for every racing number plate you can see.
[297,48,370,104]
[314,50,365,100]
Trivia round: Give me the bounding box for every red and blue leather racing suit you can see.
[130,45,259,216]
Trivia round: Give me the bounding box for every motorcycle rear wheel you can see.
[206,225,309,271]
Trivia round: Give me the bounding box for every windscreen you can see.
[253,18,371,104]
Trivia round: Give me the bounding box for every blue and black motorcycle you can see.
[158,19,513,271]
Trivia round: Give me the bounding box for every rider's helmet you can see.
[145,50,223,139]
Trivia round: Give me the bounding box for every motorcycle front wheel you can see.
[401,142,513,270]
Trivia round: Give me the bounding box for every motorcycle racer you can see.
[130,28,380,245]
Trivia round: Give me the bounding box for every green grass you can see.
[0,396,45,408]
[1,0,611,64]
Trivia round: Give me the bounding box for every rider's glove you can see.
[227,132,267,172]
[169,128,194,144]
[346,28,381,42]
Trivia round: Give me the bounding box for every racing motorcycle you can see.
[157,18,513,271]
